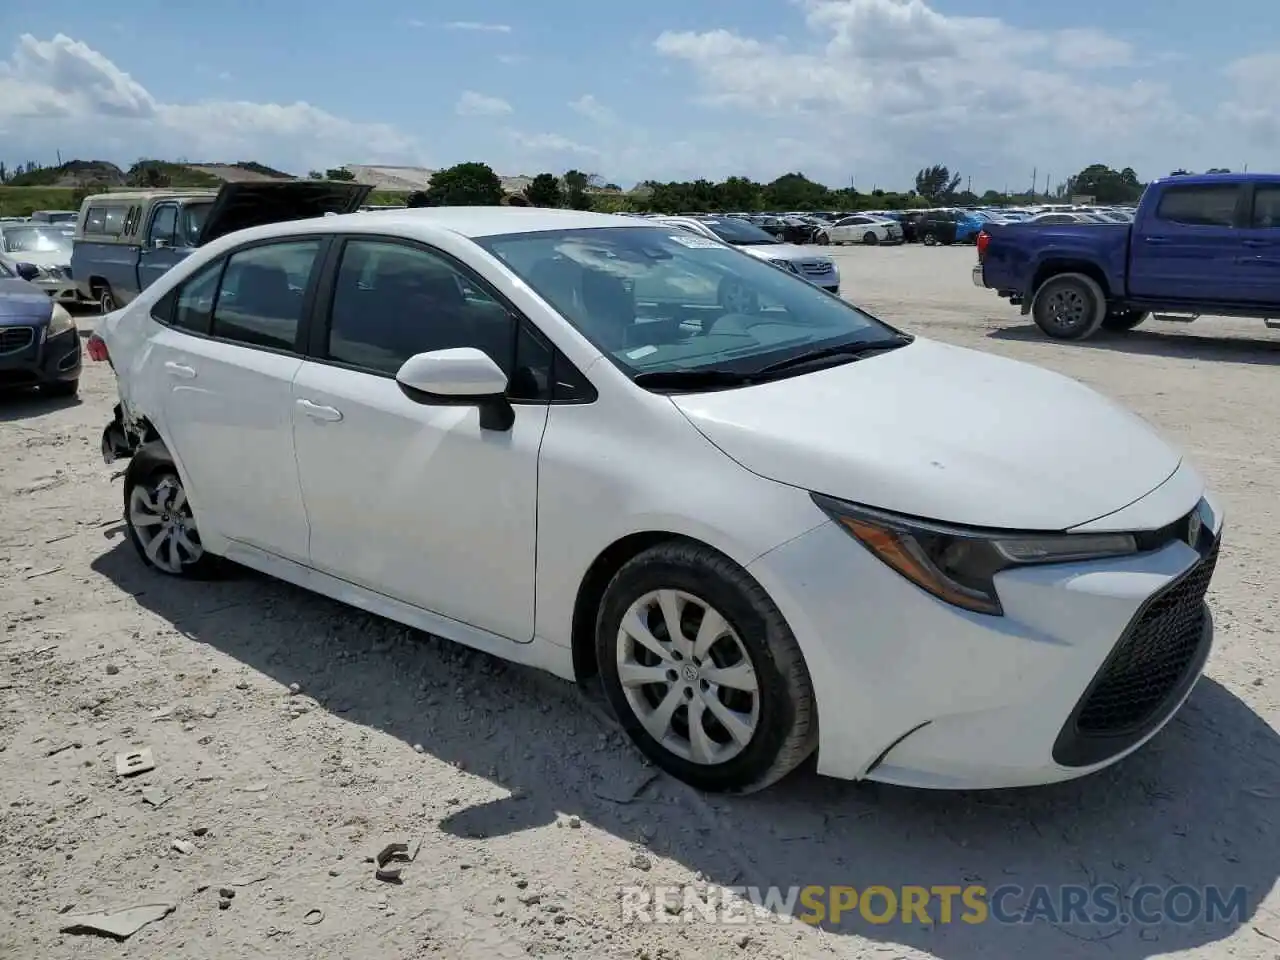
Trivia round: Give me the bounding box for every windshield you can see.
[476,226,896,384]
[698,218,779,246]
[1,226,72,255]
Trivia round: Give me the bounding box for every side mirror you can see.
[395,348,514,431]
[15,262,40,282]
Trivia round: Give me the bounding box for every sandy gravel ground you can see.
[2,245,1278,959]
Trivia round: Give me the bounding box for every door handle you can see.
[1143,236,1169,244]
[296,398,343,422]
[163,361,196,380]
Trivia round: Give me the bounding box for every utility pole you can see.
[1031,167,1037,199]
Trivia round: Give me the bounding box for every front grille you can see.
[1054,536,1218,766]
[800,261,833,276]
[0,326,35,355]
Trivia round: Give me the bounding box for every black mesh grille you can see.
[0,326,35,354]
[1075,538,1218,735]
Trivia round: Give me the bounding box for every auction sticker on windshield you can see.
[668,235,724,249]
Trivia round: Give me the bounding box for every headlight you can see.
[47,303,77,338]
[811,494,1138,616]
[768,258,797,272]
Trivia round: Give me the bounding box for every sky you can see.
[1,0,1276,193]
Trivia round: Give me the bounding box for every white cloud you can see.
[0,33,423,171]
[650,0,1203,187]
[445,21,512,33]
[509,132,600,156]
[1223,54,1280,148]
[455,90,513,117]
[569,94,616,124]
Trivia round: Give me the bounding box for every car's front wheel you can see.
[124,444,219,578]
[596,542,817,793]
[1101,309,1150,332]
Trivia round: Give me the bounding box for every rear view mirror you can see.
[15,262,39,282]
[395,348,513,430]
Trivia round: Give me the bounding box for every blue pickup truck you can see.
[70,180,371,312]
[973,172,1280,339]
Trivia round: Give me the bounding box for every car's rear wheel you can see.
[95,284,117,314]
[1032,274,1107,340]
[596,541,817,793]
[816,233,830,245]
[1101,309,1149,332]
[921,232,938,246]
[862,231,880,246]
[124,445,219,578]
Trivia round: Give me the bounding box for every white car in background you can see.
[0,221,83,304]
[91,207,1221,795]
[824,214,903,246]
[650,216,840,294]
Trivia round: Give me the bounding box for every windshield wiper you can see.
[753,335,913,375]
[631,368,758,391]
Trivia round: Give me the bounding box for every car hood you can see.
[4,250,69,268]
[670,338,1181,530]
[0,279,54,323]
[197,180,373,245]
[736,242,829,263]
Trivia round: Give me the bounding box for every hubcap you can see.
[616,589,760,765]
[1045,288,1088,330]
[128,476,202,574]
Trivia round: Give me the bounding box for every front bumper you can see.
[972,263,986,287]
[0,324,81,390]
[746,481,1222,790]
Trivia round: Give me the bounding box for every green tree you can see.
[763,172,829,210]
[719,176,763,211]
[523,173,563,207]
[325,167,356,181]
[562,169,592,210]
[424,162,504,206]
[913,165,962,204]
[1065,164,1145,202]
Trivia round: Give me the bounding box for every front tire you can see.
[596,542,817,793]
[123,444,219,578]
[1031,273,1107,340]
[922,232,938,246]
[1101,309,1149,332]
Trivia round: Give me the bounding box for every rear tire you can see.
[862,231,880,246]
[1101,309,1149,332]
[123,443,221,579]
[922,233,938,246]
[1032,274,1107,340]
[596,541,817,794]
[95,284,117,314]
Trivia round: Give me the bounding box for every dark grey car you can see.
[0,267,81,396]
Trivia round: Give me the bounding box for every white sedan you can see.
[824,215,903,245]
[92,207,1222,793]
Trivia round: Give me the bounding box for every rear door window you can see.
[1155,184,1240,227]
[1250,185,1280,229]
[211,240,322,351]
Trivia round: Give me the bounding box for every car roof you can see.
[318,206,647,238]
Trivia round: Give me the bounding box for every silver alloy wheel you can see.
[128,475,203,574]
[616,589,760,765]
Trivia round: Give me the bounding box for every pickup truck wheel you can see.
[1101,309,1150,332]
[95,284,117,314]
[1032,274,1106,340]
